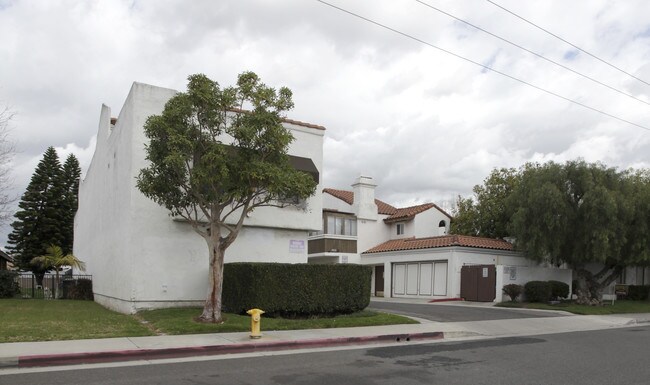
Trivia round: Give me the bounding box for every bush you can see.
[222,263,371,317]
[548,280,570,299]
[524,281,552,303]
[0,270,19,298]
[62,278,94,300]
[627,285,650,301]
[502,284,523,302]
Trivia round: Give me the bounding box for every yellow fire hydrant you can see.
[246,308,265,339]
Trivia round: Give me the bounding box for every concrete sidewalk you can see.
[1,313,648,369]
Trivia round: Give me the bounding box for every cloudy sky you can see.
[1,0,649,244]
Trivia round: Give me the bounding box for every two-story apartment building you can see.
[74,81,324,314]
[308,176,551,301]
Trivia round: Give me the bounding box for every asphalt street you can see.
[3,326,649,385]
[368,300,562,322]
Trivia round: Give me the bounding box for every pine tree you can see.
[60,154,81,254]
[7,147,65,273]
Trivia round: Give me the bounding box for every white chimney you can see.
[352,176,378,220]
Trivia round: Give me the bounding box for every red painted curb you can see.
[17,332,444,368]
[428,298,463,303]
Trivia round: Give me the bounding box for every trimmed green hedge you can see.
[548,280,570,299]
[222,263,371,317]
[627,285,650,300]
[524,281,552,303]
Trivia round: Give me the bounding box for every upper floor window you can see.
[325,214,357,236]
[396,223,405,235]
[438,220,446,228]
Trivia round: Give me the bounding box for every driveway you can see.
[368,300,564,322]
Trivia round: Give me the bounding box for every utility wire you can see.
[415,0,650,107]
[315,0,650,131]
[485,0,650,87]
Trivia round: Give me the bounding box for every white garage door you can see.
[392,261,448,297]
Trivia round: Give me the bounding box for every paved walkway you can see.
[2,305,649,370]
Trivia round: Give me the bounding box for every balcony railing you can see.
[308,234,357,254]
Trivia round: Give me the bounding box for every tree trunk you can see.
[575,266,623,306]
[198,231,225,323]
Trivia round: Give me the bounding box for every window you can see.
[396,223,405,235]
[324,214,357,236]
[438,220,446,227]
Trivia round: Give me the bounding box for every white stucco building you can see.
[74,82,324,314]
[308,177,571,302]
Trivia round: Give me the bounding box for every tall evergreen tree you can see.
[60,154,81,254]
[7,147,65,274]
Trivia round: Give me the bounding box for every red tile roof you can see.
[323,188,397,215]
[363,235,514,254]
[384,203,436,223]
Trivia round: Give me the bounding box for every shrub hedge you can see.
[627,285,650,301]
[0,270,19,298]
[548,280,570,299]
[524,281,552,303]
[502,284,523,302]
[222,263,371,317]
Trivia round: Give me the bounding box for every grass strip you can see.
[496,299,650,315]
[139,308,418,335]
[0,299,153,343]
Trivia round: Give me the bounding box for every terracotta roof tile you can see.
[363,235,514,254]
[323,188,397,215]
[384,203,436,223]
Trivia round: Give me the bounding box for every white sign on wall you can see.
[289,240,305,253]
[482,267,488,278]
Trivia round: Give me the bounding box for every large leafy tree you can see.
[454,160,650,304]
[451,167,519,238]
[8,147,65,274]
[137,72,318,323]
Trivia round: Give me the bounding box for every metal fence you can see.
[16,273,93,300]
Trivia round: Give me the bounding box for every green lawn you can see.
[139,308,418,335]
[0,299,153,343]
[496,300,650,315]
[0,300,417,343]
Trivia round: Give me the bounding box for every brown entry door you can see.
[460,265,496,302]
[375,266,385,297]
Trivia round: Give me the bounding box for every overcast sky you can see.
[1,0,649,245]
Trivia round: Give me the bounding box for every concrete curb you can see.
[5,332,444,368]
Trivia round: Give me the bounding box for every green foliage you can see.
[62,278,94,300]
[548,280,570,299]
[451,168,519,238]
[136,72,317,224]
[7,148,81,271]
[502,283,523,302]
[60,154,81,254]
[222,263,371,317]
[455,160,650,303]
[626,285,650,301]
[0,270,19,298]
[524,281,552,303]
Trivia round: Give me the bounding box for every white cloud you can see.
[1,0,650,243]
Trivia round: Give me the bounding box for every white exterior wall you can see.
[357,215,391,253]
[495,265,573,302]
[75,82,324,314]
[361,247,534,300]
[413,209,450,238]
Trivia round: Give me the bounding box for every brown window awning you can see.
[289,155,319,184]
